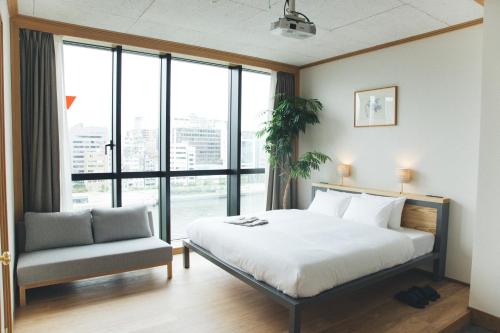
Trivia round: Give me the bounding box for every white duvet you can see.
[186,209,415,298]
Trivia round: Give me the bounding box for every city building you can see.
[171,115,227,169]
[70,124,109,174]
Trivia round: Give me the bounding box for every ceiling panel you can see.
[294,0,404,30]
[128,19,207,46]
[402,0,483,25]
[229,0,280,11]
[33,0,139,32]
[20,0,483,66]
[139,0,263,35]
[333,5,446,47]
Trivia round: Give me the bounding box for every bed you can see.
[182,184,449,333]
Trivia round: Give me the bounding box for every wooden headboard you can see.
[311,183,450,279]
[311,183,449,235]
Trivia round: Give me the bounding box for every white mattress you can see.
[398,227,435,258]
[187,209,417,298]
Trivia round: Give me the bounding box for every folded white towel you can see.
[224,216,258,224]
[224,216,268,227]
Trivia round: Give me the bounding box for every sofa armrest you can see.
[148,211,154,236]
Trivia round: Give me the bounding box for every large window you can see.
[72,180,112,210]
[240,174,266,215]
[64,44,113,175]
[170,176,227,240]
[241,71,271,169]
[170,60,229,171]
[239,70,271,215]
[64,44,114,209]
[121,52,161,172]
[64,43,271,243]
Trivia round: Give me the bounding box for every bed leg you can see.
[289,306,301,333]
[433,258,445,281]
[183,245,190,269]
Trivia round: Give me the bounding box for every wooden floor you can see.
[15,254,470,333]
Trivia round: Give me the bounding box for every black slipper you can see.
[394,291,426,309]
[408,287,430,305]
[421,285,440,301]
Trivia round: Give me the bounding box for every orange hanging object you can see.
[66,96,76,110]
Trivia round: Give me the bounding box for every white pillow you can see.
[361,193,407,229]
[327,189,360,216]
[342,196,394,228]
[308,190,351,218]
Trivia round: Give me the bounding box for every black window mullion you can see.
[112,46,123,207]
[228,66,242,216]
[160,54,171,243]
[169,169,229,177]
[72,173,117,181]
[239,168,266,175]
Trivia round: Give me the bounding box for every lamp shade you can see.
[398,168,412,183]
[337,164,351,177]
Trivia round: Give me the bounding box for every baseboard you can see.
[445,276,470,287]
[471,308,500,332]
[413,268,470,286]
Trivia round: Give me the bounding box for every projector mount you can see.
[270,0,316,39]
[283,0,312,24]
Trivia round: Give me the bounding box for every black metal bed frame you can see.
[182,187,450,333]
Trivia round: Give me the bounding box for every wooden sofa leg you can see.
[19,287,26,307]
[167,261,173,280]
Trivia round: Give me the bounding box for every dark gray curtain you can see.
[20,29,60,212]
[266,71,297,210]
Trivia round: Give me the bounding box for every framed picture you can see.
[354,86,397,127]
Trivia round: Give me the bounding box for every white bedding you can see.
[399,227,435,258]
[186,209,417,298]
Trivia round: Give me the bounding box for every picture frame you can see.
[354,86,397,127]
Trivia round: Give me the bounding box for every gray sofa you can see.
[16,206,172,306]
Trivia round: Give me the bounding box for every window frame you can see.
[66,41,268,244]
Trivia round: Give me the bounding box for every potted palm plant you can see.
[258,96,331,209]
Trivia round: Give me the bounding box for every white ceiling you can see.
[18,0,483,66]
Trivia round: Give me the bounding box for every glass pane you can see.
[64,44,113,174]
[121,52,161,172]
[240,174,266,215]
[122,178,160,238]
[170,60,229,170]
[241,71,271,169]
[72,180,112,210]
[170,176,227,240]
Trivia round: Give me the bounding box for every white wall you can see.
[469,0,500,318]
[298,26,482,283]
[0,0,15,321]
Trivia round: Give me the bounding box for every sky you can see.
[63,44,272,135]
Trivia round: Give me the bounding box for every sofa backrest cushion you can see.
[92,206,152,243]
[24,210,94,252]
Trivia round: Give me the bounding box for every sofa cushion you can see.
[17,237,172,286]
[92,206,152,243]
[24,210,94,252]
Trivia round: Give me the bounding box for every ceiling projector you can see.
[271,0,316,39]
